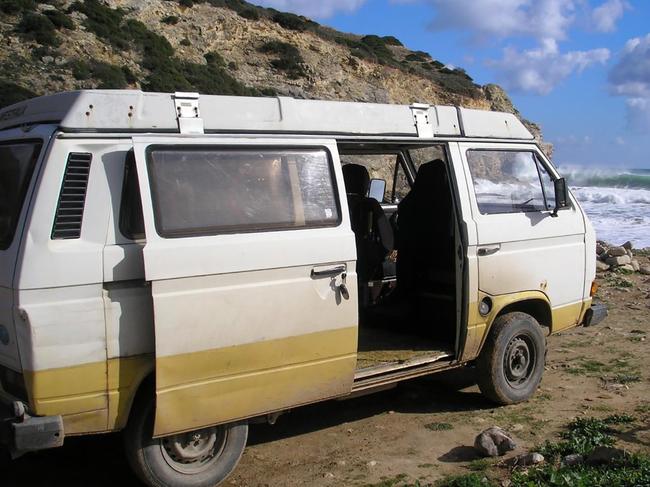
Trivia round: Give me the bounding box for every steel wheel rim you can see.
[160,426,227,474]
[503,334,536,389]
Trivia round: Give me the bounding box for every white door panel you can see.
[132,136,357,436]
[459,142,585,316]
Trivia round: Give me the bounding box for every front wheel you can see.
[124,395,248,487]
[476,311,546,405]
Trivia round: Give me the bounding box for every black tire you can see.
[476,311,546,405]
[124,395,248,487]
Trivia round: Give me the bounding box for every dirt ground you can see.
[3,272,649,486]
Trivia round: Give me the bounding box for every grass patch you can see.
[467,458,493,472]
[538,415,634,458]
[604,273,633,288]
[258,40,306,79]
[567,357,640,379]
[424,422,454,431]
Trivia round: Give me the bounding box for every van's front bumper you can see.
[0,392,64,456]
[582,303,608,327]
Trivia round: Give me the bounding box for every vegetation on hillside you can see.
[0,0,482,108]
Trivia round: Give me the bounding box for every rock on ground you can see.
[474,427,516,457]
[586,446,626,465]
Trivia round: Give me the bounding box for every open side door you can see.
[132,136,358,436]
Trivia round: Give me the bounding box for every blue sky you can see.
[252,1,650,169]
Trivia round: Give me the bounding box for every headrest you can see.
[414,159,446,191]
[342,163,370,196]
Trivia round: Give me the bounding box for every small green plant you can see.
[69,59,128,88]
[0,0,35,15]
[271,11,311,31]
[381,35,403,46]
[467,458,493,472]
[258,40,306,79]
[16,12,60,46]
[43,9,74,30]
[161,15,179,25]
[180,37,191,47]
[424,422,454,431]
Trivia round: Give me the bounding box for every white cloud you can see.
[615,136,625,145]
[609,34,650,98]
[422,0,577,43]
[251,0,366,18]
[609,34,650,133]
[489,39,610,94]
[591,0,629,33]
[626,98,650,133]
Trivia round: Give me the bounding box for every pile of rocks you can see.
[596,241,650,274]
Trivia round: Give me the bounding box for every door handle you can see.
[477,245,501,256]
[310,265,346,278]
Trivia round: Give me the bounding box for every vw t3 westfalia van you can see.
[0,91,605,486]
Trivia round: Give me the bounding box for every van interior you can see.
[337,143,462,380]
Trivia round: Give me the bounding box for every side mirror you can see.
[368,178,386,203]
[552,177,569,216]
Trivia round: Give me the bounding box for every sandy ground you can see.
[3,272,649,486]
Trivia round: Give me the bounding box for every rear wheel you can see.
[476,311,546,405]
[124,395,247,487]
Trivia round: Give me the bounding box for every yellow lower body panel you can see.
[155,326,358,436]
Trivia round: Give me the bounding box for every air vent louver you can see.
[51,152,92,239]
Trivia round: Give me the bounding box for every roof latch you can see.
[174,92,204,134]
[410,103,434,138]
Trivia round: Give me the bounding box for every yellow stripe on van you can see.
[154,326,358,437]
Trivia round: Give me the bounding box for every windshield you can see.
[0,140,42,250]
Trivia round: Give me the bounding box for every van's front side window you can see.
[0,140,42,249]
[146,147,340,237]
[466,150,554,215]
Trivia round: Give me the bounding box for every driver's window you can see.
[466,149,552,215]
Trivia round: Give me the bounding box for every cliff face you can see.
[0,0,548,151]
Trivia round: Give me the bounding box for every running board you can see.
[352,352,455,392]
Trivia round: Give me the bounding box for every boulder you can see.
[586,446,626,465]
[607,246,627,257]
[606,255,631,266]
[596,260,610,272]
[626,249,634,258]
[622,241,633,250]
[596,243,606,255]
[474,427,516,457]
[631,260,640,272]
[640,265,650,276]
[505,452,544,467]
[562,453,584,466]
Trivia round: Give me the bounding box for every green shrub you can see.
[91,61,128,88]
[69,59,91,79]
[381,35,402,46]
[161,15,179,25]
[71,0,128,49]
[237,7,258,20]
[271,11,309,31]
[178,0,193,7]
[204,51,225,66]
[258,40,306,79]
[180,37,191,46]
[0,0,35,15]
[43,9,74,29]
[121,66,137,84]
[16,12,60,46]
[0,80,37,108]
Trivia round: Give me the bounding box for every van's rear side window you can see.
[146,147,340,238]
[0,140,42,249]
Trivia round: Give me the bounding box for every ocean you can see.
[562,167,650,249]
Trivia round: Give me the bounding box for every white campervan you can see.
[0,91,605,486]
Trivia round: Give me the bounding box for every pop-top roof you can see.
[0,90,534,140]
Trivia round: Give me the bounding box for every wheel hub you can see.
[160,426,227,474]
[504,334,535,388]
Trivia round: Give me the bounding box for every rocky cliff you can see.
[0,0,548,151]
